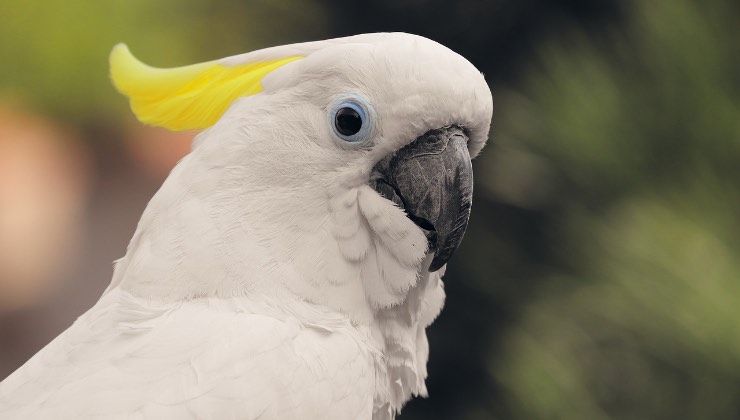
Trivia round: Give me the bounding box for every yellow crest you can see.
[110,44,301,131]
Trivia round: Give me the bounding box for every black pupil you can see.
[335,107,362,137]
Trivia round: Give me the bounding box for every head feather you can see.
[109,43,301,131]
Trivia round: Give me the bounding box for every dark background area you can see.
[2,0,739,418]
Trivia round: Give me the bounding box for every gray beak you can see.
[370,125,473,272]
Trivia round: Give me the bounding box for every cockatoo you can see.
[0,33,492,419]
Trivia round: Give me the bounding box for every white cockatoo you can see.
[0,33,492,419]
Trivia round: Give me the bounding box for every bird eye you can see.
[329,96,373,145]
[335,106,363,137]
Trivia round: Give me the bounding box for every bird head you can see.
[110,33,492,322]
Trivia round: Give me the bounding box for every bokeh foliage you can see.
[486,0,740,418]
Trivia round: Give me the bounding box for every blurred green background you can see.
[1,0,739,419]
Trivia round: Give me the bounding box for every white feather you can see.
[0,289,378,419]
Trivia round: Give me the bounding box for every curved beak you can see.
[370,126,473,272]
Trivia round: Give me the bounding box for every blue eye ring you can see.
[328,94,375,146]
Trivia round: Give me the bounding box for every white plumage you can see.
[0,33,492,419]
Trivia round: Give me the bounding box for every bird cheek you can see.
[356,185,428,268]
